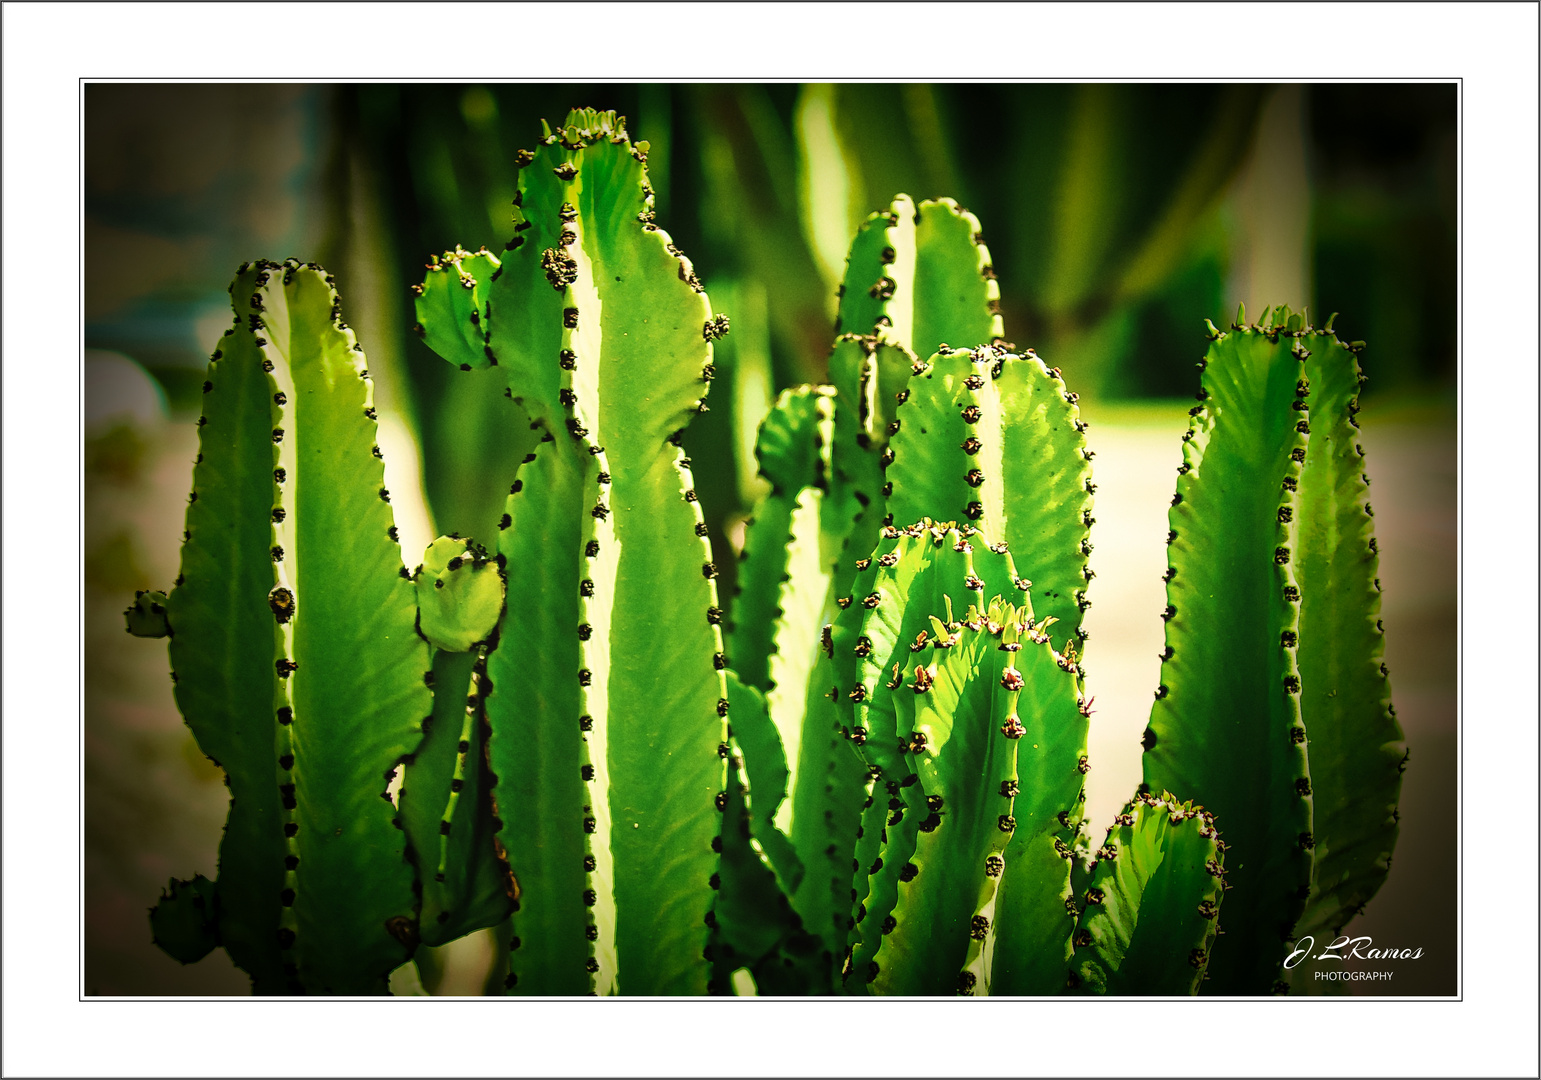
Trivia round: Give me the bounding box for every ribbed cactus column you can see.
[396,535,517,951]
[1289,325,1405,940]
[824,195,1007,583]
[827,521,1087,995]
[1142,306,1316,994]
[1068,793,1227,995]
[147,260,430,993]
[727,195,1008,979]
[885,344,1094,649]
[414,110,727,995]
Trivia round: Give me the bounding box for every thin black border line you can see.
[78,75,1465,84]
[77,76,1464,1005]
[1454,69,1464,1007]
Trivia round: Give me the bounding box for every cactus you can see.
[829,521,1087,995]
[132,109,1406,997]
[123,589,170,638]
[413,535,504,653]
[1290,328,1404,942]
[147,260,432,993]
[1066,793,1227,995]
[411,109,727,995]
[395,642,517,950]
[1143,305,1403,993]
[149,874,219,965]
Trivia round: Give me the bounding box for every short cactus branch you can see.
[1068,792,1227,995]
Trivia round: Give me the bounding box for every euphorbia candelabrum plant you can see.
[128,109,1405,996]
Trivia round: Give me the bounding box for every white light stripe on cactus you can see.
[578,447,621,995]
[766,486,829,837]
[261,279,302,969]
[879,199,917,354]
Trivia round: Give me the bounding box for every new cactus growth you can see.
[131,109,1405,997]
[1066,793,1227,995]
[413,535,505,653]
[830,521,1087,995]
[124,589,170,638]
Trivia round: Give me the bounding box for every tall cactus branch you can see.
[414,110,728,995]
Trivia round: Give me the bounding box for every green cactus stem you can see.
[781,650,870,988]
[163,260,430,993]
[396,644,517,950]
[1290,329,1404,939]
[723,194,1008,982]
[834,195,1004,359]
[821,195,1007,595]
[708,673,831,994]
[729,386,838,697]
[413,110,727,995]
[827,520,1086,994]
[1068,792,1227,995]
[1141,305,1313,995]
[967,629,1090,993]
[879,599,1071,996]
[885,344,1094,650]
[829,520,1015,990]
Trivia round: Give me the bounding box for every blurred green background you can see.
[84,83,1456,996]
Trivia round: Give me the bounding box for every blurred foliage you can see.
[1308,84,1457,393]
[85,82,1457,596]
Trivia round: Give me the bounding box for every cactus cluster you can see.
[131,109,1403,996]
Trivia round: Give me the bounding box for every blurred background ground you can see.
[83,82,1457,996]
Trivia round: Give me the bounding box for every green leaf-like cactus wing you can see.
[995,353,1095,647]
[722,670,801,895]
[887,346,1093,651]
[1142,317,1312,995]
[1293,332,1404,938]
[275,265,430,994]
[910,198,1003,358]
[169,261,430,994]
[1069,793,1227,995]
[397,647,516,948]
[167,289,288,991]
[836,195,1002,360]
[785,656,869,985]
[419,112,726,995]
[730,386,836,693]
[871,601,1032,995]
[837,196,918,343]
[827,522,1077,994]
[709,674,829,993]
[413,247,501,373]
[483,434,595,995]
[976,618,1089,995]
